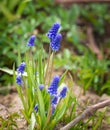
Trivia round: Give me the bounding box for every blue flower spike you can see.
[39,84,44,90]
[47,22,60,41]
[47,22,62,51]
[34,104,38,113]
[27,35,36,46]
[51,95,59,115]
[59,86,67,98]
[48,75,60,96]
[50,33,62,51]
[17,62,26,74]
[16,75,23,85]
[51,95,59,105]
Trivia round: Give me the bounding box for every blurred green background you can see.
[0,0,110,94]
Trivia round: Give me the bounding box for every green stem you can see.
[44,48,55,86]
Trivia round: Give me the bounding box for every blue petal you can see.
[27,35,36,46]
[17,62,26,74]
[59,86,67,98]
[16,75,23,85]
[47,22,60,41]
[48,75,60,96]
[50,33,62,51]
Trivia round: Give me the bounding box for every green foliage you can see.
[55,49,110,95]
[54,49,77,70]
[80,4,109,35]
[0,0,30,21]
[1,1,110,86]
[0,113,19,129]
[74,51,110,93]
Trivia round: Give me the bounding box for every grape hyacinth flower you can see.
[47,22,60,41]
[48,75,60,96]
[16,75,23,85]
[17,62,26,74]
[51,95,59,105]
[39,84,44,90]
[34,104,38,113]
[27,35,36,46]
[50,33,62,51]
[51,95,59,115]
[59,86,67,98]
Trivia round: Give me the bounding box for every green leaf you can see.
[0,3,18,21]
[37,49,44,84]
[59,70,68,86]
[35,85,46,128]
[8,0,20,11]
[17,0,31,15]
[28,112,36,130]
[0,68,27,76]
[49,94,70,129]
[0,68,14,75]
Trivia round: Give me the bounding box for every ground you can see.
[0,84,110,130]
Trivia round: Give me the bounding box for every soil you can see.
[0,92,27,130]
[0,84,110,130]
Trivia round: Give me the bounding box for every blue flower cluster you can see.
[34,104,38,113]
[47,75,68,115]
[16,75,23,85]
[47,22,62,51]
[16,62,26,86]
[59,86,67,98]
[39,84,44,90]
[17,62,26,74]
[47,75,60,96]
[47,22,60,41]
[50,34,62,51]
[51,95,58,105]
[27,35,36,46]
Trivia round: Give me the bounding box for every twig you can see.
[87,26,102,60]
[60,99,110,130]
